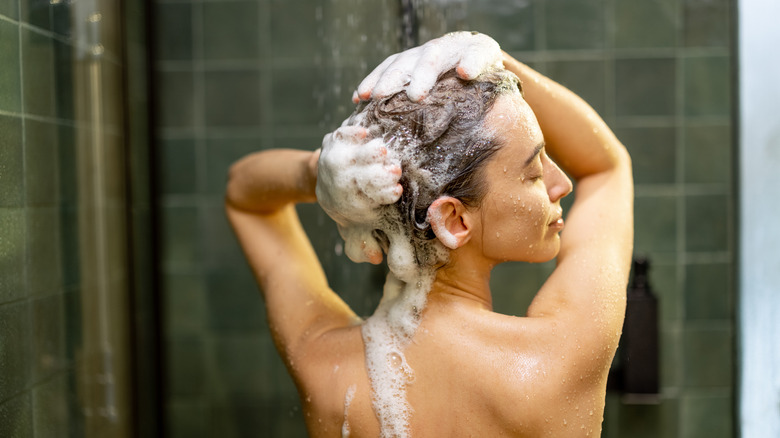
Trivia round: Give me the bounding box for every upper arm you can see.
[527,148,633,361]
[226,202,359,356]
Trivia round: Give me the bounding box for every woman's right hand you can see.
[353,31,503,103]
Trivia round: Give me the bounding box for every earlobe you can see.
[427,197,472,249]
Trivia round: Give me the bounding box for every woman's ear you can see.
[427,197,472,249]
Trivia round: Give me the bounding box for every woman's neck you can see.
[427,252,495,311]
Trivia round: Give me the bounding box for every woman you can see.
[226,32,633,437]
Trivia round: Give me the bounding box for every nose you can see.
[544,156,573,202]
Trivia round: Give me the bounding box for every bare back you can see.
[297,294,611,438]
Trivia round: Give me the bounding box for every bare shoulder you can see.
[403,306,606,436]
[292,325,381,437]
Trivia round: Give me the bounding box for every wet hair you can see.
[351,69,521,266]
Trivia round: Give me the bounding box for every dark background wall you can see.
[152,1,734,436]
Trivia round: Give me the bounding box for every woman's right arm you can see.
[226,149,360,359]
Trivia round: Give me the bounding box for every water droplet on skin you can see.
[496,232,500,238]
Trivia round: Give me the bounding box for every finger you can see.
[371,68,411,99]
[354,140,389,165]
[457,41,502,79]
[356,53,399,100]
[352,90,360,104]
[334,126,368,142]
[361,238,384,265]
[372,47,422,98]
[407,44,461,101]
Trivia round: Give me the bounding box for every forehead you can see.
[484,93,544,151]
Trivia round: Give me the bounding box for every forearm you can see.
[502,53,629,180]
[226,149,318,213]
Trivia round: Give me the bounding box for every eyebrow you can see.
[524,142,545,166]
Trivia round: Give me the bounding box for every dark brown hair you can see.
[352,69,521,264]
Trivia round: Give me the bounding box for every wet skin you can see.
[225,52,633,437]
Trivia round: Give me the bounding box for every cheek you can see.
[488,192,548,253]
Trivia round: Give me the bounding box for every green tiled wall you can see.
[153,0,735,436]
[1,1,155,436]
[0,4,81,434]
[153,0,402,435]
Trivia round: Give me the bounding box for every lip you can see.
[548,216,564,229]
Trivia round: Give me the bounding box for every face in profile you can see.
[474,93,573,264]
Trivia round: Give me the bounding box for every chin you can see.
[526,241,561,263]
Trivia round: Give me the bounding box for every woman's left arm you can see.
[226,149,359,360]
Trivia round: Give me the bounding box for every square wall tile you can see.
[649,262,679,322]
[166,337,207,397]
[614,398,679,438]
[26,207,62,296]
[0,394,33,437]
[159,138,199,195]
[24,119,59,206]
[684,56,731,117]
[682,326,732,388]
[685,262,731,320]
[0,208,26,302]
[0,20,21,112]
[270,0,321,60]
[614,0,677,48]
[685,194,729,252]
[211,397,288,436]
[20,0,51,30]
[212,335,277,398]
[166,400,210,438]
[465,0,536,52]
[157,71,196,129]
[0,0,19,19]
[491,262,542,316]
[615,58,676,117]
[634,195,677,254]
[160,205,200,267]
[21,28,56,118]
[546,60,607,116]
[614,126,676,184]
[204,70,264,127]
[271,66,322,127]
[684,0,731,48]
[163,272,208,335]
[0,115,23,207]
[200,202,246,269]
[204,136,267,195]
[155,3,193,61]
[32,372,70,436]
[660,327,681,388]
[272,132,324,152]
[32,294,67,381]
[0,301,33,402]
[545,0,605,50]
[684,124,732,184]
[680,393,732,438]
[203,1,260,61]
[205,267,266,332]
